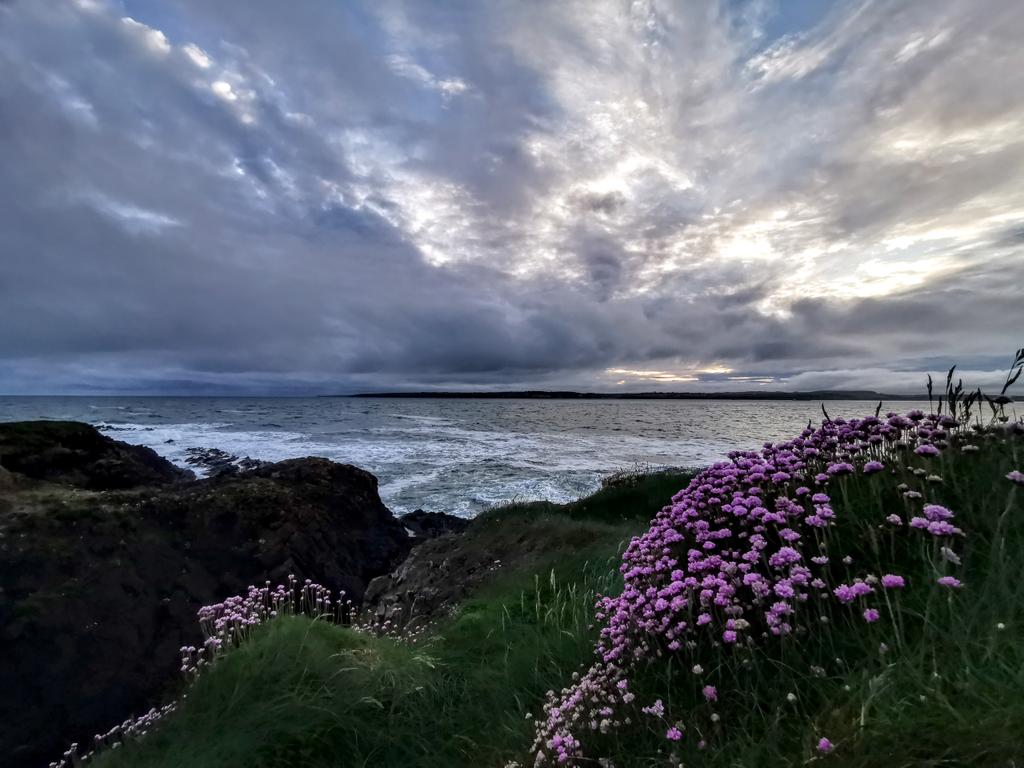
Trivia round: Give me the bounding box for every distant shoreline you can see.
[341,390,927,401]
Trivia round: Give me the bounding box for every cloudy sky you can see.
[1,0,1022,394]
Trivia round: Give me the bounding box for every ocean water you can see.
[0,397,931,517]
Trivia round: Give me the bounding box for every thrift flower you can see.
[665,726,683,741]
[863,608,880,622]
[937,576,963,588]
[880,574,905,589]
[817,737,834,753]
[1007,470,1024,485]
[641,699,665,717]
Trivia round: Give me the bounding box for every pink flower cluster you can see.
[181,576,354,673]
[53,577,355,767]
[48,703,177,768]
[530,409,974,765]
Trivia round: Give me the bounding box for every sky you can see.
[1,0,1022,395]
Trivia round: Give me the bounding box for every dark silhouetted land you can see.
[343,389,925,400]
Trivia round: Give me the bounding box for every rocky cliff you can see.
[0,421,420,768]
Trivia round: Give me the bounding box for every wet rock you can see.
[399,509,469,539]
[183,446,267,477]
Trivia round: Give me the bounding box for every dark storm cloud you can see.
[0,0,1022,394]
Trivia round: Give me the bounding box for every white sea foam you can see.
[1,396,933,518]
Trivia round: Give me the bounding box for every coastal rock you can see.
[399,508,469,539]
[0,422,412,768]
[0,420,193,489]
[0,464,16,493]
[364,506,617,630]
[183,446,267,477]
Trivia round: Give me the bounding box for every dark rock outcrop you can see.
[399,508,469,539]
[0,421,193,489]
[364,505,619,630]
[0,421,413,768]
[183,446,267,477]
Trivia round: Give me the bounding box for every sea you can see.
[0,397,932,518]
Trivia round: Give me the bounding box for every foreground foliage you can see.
[70,363,1024,767]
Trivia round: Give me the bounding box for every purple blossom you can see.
[937,576,963,589]
[666,726,683,741]
[525,407,990,763]
[833,585,856,604]
[1007,470,1024,486]
[768,547,802,567]
[915,444,941,456]
[926,520,963,537]
[641,699,665,717]
[826,462,855,476]
[703,685,718,702]
[923,504,953,521]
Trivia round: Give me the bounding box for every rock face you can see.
[182,445,267,476]
[399,508,470,539]
[0,421,414,768]
[0,420,194,489]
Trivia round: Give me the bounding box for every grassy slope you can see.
[92,470,694,768]
[595,435,1024,767]
[94,441,1024,768]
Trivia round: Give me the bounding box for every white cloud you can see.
[2,0,1023,392]
[81,190,183,235]
[120,16,170,55]
[181,43,212,69]
[210,80,236,100]
[386,54,469,100]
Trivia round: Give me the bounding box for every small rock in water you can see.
[183,447,266,477]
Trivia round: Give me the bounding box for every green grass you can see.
[544,431,1024,767]
[90,445,1024,768]
[91,470,692,768]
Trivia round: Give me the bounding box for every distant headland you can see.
[341,390,926,400]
